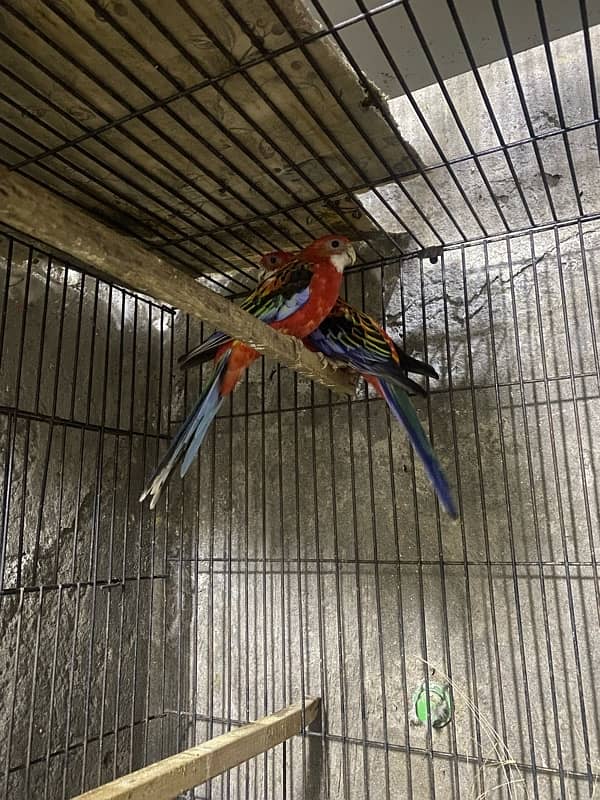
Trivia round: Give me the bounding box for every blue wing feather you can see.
[307,324,427,397]
[273,286,310,321]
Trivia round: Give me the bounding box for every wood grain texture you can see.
[0,168,356,395]
[72,698,320,800]
[0,0,416,276]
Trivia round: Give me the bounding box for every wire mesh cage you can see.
[1,0,600,798]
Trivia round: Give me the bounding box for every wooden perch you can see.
[0,168,356,396]
[72,698,320,800]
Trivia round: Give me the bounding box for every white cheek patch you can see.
[330,252,350,272]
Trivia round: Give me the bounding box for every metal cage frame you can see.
[1,0,600,798]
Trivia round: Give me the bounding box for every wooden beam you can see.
[0,168,356,395]
[72,698,320,800]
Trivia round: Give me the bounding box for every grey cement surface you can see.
[0,241,174,798]
[1,227,600,799]
[305,0,600,97]
[359,24,600,251]
[2,22,600,800]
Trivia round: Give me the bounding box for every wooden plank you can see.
[73,698,320,800]
[0,0,418,265]
[0,168,356,396]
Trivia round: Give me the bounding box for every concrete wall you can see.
[180,223,600,798]
[2,224,600,799]
[0,240,180,797]
[307,0,600,96]
[359,25,600,249]
[174,28,600,798]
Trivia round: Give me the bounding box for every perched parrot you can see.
[140,235,356,508]
[181,251,457,518]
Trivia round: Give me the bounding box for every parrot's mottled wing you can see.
[180,258,314,370]
[178,330,231,369]
[309,300,396,369]
[239,258,314,323]
[308,300,455,515]
[308,300,427,396]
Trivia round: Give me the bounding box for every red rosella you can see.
[306,297,457,518]
[181,250,457,518]
[140,235,356,508]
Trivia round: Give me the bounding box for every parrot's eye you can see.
[269,256,278,265]
[330,239,340,249]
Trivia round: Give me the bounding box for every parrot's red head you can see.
[257,250,298,282]
[301,234,356,272]
[260,250,298,272]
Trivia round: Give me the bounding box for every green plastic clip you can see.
[411,680,453,729]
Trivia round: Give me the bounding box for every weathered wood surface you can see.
[0,167,357,395]
[72,698,320,800]
[0,0,417,278]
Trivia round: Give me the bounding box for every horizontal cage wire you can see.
[1,0,600,799]
[1,0,599,287]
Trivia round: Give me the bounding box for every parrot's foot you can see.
[316,351,339,370]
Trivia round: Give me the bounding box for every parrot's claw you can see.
[317,351,338,370]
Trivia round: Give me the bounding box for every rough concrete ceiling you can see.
[307,0,600,97]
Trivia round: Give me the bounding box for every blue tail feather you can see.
[378,379,458,519]
[180,379,224,478]
[178,331,232,369]
[139,354,229,509]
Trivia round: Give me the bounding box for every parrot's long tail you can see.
[375,378,458,519]
[396,349,439,381]
[384,369,429,398]
[139,353,228,509]
[178,332,231,370]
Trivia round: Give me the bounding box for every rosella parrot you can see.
[181,251,457,518]
[140,235,356,508]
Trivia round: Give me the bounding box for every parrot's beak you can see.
[347,244,357,266]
